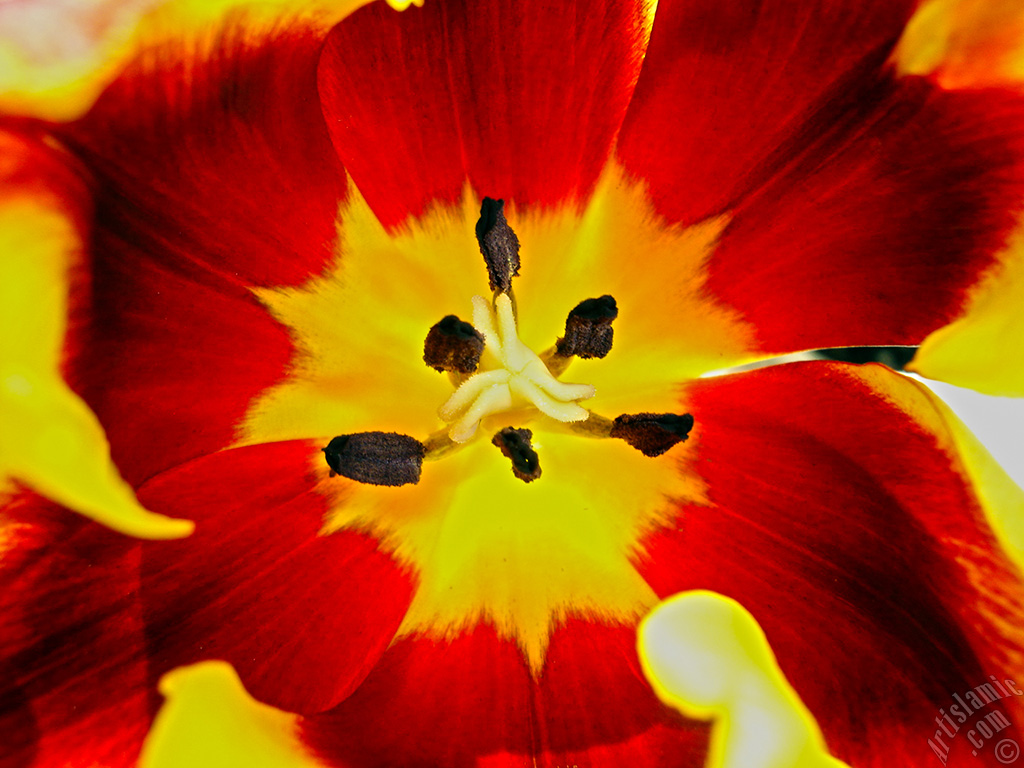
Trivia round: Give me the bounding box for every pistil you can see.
[438,292,596,443]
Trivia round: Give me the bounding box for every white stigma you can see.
[438,294,596,443]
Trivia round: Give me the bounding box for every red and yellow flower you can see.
[3,0,1024,766]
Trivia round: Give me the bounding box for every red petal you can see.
[136,441,415,715]
[618,0,915,225]
[318,0,652,229]
[65,248,294,486]
[533,620,708,767]
[60,25,346,289]
[617,0,1024,352]
[637,362,1024,766]
[301,621,707,767]
[48,28,348,485]
[0,498,151,768]
[704,81,1024,351]
[301,626,533,766]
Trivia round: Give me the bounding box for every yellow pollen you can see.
[438,293,595,442]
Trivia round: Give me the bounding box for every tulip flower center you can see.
[319,196,698,488]
[239,165,756,670]
[437,292,596,445]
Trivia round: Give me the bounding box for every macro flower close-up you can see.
[3,0,1024,766]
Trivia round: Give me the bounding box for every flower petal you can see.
[0,129,191,538]
[51,27,349,484]
[0,0,401,121]
[317,0,655,229]
[301,621,707,767]
[136,440,415,715]
[638,591,851,768]
[636,362,1024,766]
[302,626,533,767]
[909,220,1024,396]
[140,661,326,768]
[0,0,161,120]
[854,368,1024,571]
[59,24,347,289]
[699,80,1024,352]
[0,498,152,767]
[617,0,917,227]
[617,0,1024,353]
[896,0,1024,88]
[531,619,708,767]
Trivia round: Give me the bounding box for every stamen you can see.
[336,195,685,484]
[475,197,520,294]
[556,295,618,359]
[610,413,695,457]
[423,315,485,373]
[491,427,541,483]
[322,432,425,486]
[422,430,459,460]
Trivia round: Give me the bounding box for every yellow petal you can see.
[0,0,414,121]
[895,0,1024,87]
[0,0,162,120]
[896,0,1024,403]
[144,0,411,34]
[0,196,192,539]
[908,224,1024,397]
[140,661,325,768]
[638,591,851,768]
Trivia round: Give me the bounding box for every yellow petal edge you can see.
[0,0,419,122]
[0,197,193,539]
[140,661,325,768]
[851,365,1024,571]
[638,591,851,768]
[897,0,1024,397]
[896,0,1024,86]
[150,597,851,768]
[908,225,1024,397]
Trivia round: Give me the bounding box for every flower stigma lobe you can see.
[438,292,596,443]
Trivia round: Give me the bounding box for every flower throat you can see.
[321,197,695,486]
